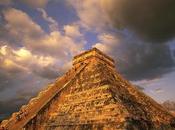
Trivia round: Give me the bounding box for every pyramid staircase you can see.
[1,48,175,130]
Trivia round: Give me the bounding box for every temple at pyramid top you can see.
[73,47,115,69]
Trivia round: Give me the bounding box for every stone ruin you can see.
[1,48,175,130]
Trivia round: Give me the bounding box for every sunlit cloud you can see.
[2,8,85,63]
[0,45,56,74]
[67,0,112,31]
[93,33,120,54]
[64,24,82,38]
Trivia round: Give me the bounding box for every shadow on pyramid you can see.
[1,48,175,130]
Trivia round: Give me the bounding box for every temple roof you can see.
[73,48,115,68]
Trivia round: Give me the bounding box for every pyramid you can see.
[1,48,175,130]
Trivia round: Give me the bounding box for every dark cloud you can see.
[94,0,175,80]
[0,25,8,41]
[119,44,174,80]
[105,35,174,80]
[0,70,52,121]
[0,70,37,121]
[0,70,13,91]
[0,69,24,91]
[0,97,28,121]
[33,66,60,79]
[107,0,175,42]
[0,71,53,121]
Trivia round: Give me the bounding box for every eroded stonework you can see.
[1,48,175,130]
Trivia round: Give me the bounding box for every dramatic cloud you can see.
[3,8,44,46]
[3,8,43,36]
[103,0,175,42]
[67,0,112,31]
[0,64,54,121]
[0,69,16,91]
[30,31,84,59]
[0,45,58,78]
[68,0,174,80]
[0,82,43,121]
[0,98,27,121]
[0,7,85,81]
[33,66,60,79]
[2,8,84,59]
[94,33,174,80]
[69,0,175,42]
[69,0,175,80]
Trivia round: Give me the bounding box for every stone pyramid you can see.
[1,48,175,130]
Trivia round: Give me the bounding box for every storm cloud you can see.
[94,33,174,80]
[69,0,175,81]
[0,92,37,121]
[117,42,174,80]
[104,0,175,42]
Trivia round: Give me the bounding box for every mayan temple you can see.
[1,48,175,130]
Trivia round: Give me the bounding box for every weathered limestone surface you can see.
[1,48,175,130]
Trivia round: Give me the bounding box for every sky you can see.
[0,0,175,120]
